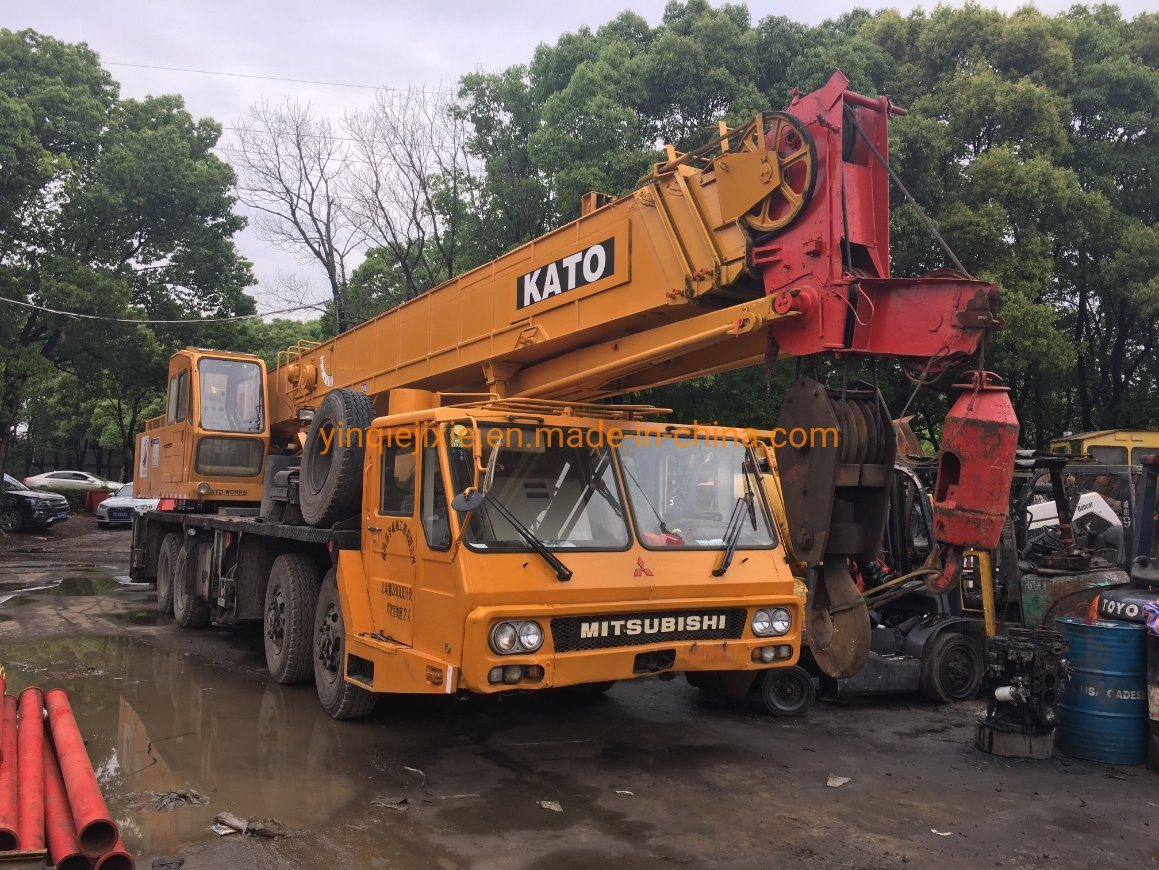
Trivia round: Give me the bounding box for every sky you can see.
[7,0,1152,316]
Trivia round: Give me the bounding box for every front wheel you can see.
[313,572,376,720]
[0,507,24,534]
[756,666,816,717]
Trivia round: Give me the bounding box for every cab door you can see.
[363,428,419,647]
[160,365,191,484]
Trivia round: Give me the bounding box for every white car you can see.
[23,470,114,492]
[96,483,160,528]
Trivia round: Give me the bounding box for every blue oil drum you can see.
[1056,617,1147,765]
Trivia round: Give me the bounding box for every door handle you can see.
[366,525,382,533]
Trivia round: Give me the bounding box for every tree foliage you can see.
[0,29,254,478]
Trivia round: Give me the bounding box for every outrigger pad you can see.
[806,561,871,678]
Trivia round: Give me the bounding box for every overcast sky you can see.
[8,1,1151,315]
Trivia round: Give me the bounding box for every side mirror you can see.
[452,489,485,513]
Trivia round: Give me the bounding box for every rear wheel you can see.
[156,532,181,614]
[299,388,376,527]
[920,632,983,703]
[313,572,376,719]
[0,507,24,534]
[174,540,212,628]
[264,553,321,684]
[756,666,816,717]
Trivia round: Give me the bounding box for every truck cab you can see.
[135,349,270,507]
[323,402,802,709]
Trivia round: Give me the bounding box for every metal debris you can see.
[930,829,953,837]
[615,789,634,796]
[537,800,563,812]
[371,796,411,812]
[128,788,209,812]
[214,811,294,838]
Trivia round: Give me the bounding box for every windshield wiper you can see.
[484,491,573,582]
[712,463,758,577]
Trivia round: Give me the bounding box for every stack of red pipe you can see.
[0,676,134,869]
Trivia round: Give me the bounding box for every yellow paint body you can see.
[332,407,802,696]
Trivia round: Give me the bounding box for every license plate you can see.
[110,510,130,520]
[57,512,69,520]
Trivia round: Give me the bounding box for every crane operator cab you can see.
[134,349,270,508]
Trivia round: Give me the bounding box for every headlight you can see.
[518,622,543,652]
[489,620,545,655]
[490,622,519,653]
[752,607,791,637]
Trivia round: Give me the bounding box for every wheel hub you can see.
[317,603,341,674]
[266,588,285,649]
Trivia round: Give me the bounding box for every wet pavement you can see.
[2,520,1158,868]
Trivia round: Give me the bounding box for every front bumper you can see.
[460,597,801,693]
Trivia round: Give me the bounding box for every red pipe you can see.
[44,689,118,858]
[45,732,93,870]
[16,687,45,851]
[0,693,17,851]
[94,838,134,870]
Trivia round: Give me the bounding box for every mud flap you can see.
[806,562,871,679]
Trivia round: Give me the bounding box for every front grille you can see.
[551,608,746,652]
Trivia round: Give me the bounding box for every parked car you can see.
[23,470,114,492]
[95,483,159,529]
[1,473,70,533]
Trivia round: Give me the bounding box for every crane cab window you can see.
[197,358,264,434]
[381,442,416,516]
[166,371,189,424]
[619,437,776,550]
[421,445,450,550]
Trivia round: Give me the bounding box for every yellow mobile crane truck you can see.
[131,73,1015,718]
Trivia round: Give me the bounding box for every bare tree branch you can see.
[232,99,364,331]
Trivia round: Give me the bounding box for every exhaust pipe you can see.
[45,688,118,858]
[17,687,45,852]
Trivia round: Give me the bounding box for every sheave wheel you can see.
[313,571,376,719]
[264,553,321,684]
[757,666,816,717]
[156,532,181,614]
[920,632,983,704]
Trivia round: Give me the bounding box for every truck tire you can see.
[313,571,376,719]
[300,388,376,528]
[173,540,212,628]
[264,553,321,684]
[756,666,816,717]
[156,532,181,615]
[920,631,983,704]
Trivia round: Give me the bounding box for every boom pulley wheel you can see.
[740,111,817,235]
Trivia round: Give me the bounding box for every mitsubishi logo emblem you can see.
[634,557,653,577]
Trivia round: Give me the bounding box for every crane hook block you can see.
[931,371,1018,553]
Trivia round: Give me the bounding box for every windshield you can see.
[619,436,776,549]
[197,358,264,434]
[115,483,133,498]
[448,425,629,551]
[3,474,28,492]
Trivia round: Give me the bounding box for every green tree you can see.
[0,29,254,475]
